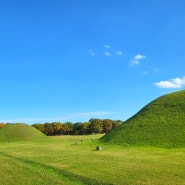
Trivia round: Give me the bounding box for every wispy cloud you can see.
[105,51,111,57]
[89,45,124,58]
[154,68,159,72]
[0,117,64,124]
[143,71,148,75]
[90,52,96,56]
[155,76,185,88]
[130,60,140,66]
[130,54,146,67]
[104,45,110,49]
[69,111,113,117]
[0,112,115,124]
[116,50,123,56]
[89,50,96,56]
[63,111,115,122]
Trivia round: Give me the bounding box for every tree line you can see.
[32,119,123,136]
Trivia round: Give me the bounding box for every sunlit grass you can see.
[101,90,185,148]
[0,123,46,142]
[1,135,185,184]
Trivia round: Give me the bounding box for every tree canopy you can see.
[32,119,123,136]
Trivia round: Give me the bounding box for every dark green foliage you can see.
[61,121,74,135]
[88,119,103,134]
[72,122,86,135]
[101,90,185,148]
[0,123,46,142]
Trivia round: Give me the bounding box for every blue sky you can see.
[1,0,185,124]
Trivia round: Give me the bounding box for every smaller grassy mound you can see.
[0,123,46,142]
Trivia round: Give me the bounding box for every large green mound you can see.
[101,90,185,148]
[0,123,46,142]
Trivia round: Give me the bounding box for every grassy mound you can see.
[101,90,185,148]
[0,123,46,142]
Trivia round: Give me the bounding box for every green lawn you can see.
[1,135,185,185]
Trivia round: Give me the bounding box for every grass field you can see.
[0,134,185,185]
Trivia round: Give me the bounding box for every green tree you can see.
[82,122,90,135]
[72,122,84,135]
[62,122,73,135]
[43,123,54,136]
[52,122,62,135]
[74,122,90,135]
[88,119,103,134]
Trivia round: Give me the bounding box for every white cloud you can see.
[116,50,123,56]
[155,76,185,88]
[104,45,110,49]
[134,54,146,60]
[105,51,111,57]
[130,54,146,67]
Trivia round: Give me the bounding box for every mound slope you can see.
[101,90,185,148]
[0,123,46,142]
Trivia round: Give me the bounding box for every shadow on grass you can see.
[0,151,112,185]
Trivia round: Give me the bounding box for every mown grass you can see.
[1,135,185,185]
